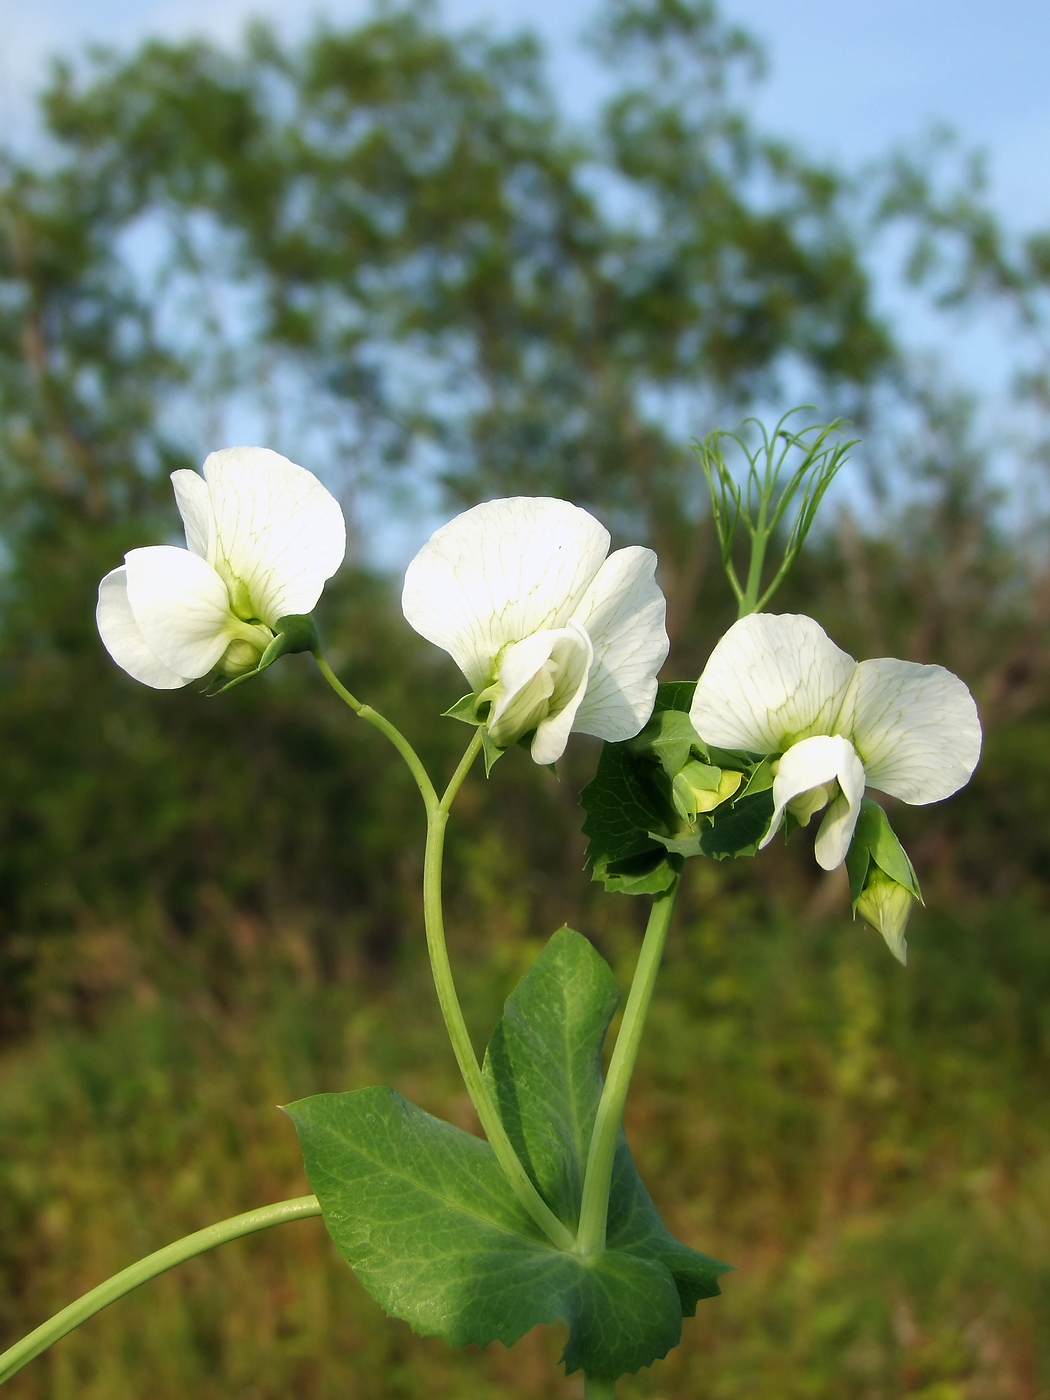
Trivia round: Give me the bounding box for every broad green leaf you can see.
[483,926,617,1229]
[581,740,674,872]
[484,929,728,1316]
[699,788,775,859]
[287,1087,690,1377]
[287,929,728,1379]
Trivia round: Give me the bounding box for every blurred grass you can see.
[1,864,1046,1399]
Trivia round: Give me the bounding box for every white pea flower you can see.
[401,497,669,764]
[690,612,981,870]
[97,447,346,689]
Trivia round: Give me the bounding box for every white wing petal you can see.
[170,469,212,559]
[691,613,857,753]
[96,567,191,689]
[841,658,982,804]
[813,747,867,870]
[531,624,594,765]
[571,546,668,742]
[401,497,610,690]
[762,734,866,870]
[124,546,238,679]
[202,447,346,625]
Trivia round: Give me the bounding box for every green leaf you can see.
[287,1087,680,1376]
[287,929,728,1379]
[581,740,674,875]
[628,708,704,777]
[699,788,775,859]
[653,680,696,713]
[591,848,682,895]
[485,928,726,1352]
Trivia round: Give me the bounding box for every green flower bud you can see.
[855,866,914,966]
[671,761,742,822]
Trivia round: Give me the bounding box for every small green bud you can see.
[672,761,742,822]
[855,866,914,965]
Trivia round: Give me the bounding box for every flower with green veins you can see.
[401,497,668,765]
[689,612,981,870]
[97,447,346,689]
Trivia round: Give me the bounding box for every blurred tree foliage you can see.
[0,0,1048,1037]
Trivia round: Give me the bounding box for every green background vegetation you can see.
[1,1,1049,1394]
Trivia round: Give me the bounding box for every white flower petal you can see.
[841,658,982,804]
[691,613,857,753]
[170,469,212,559]
[401,497,610,690]
[762,734,866,870]
[124,546,240,679]
[96,568,192,689]
[486,624,594,763]
[571,546,668,742]
[813,753,866,870]
[202,447,346,625]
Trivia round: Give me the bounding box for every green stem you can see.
[423,737,576,1253]
[741,500,769,618]
[576,878,681,1257]
[584,1379,617,1400]
[314,653,439,813]
[312,658,571,1249]
[0,1196,321,1386]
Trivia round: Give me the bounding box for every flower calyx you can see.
[844,798,922,965]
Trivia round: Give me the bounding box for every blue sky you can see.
[2,0,1045,553]
[2,0,1048,227]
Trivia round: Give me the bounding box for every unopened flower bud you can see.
[855,866,914,965]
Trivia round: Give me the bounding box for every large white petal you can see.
[762,734,866,870]
[124,546,240,679]
[840,657,982,804]
[571,546,668,742]
[96,568,191,689]
[170,469,212,559]
[691,613,857,753]
[401,497,610,690]
[202,447,346,625]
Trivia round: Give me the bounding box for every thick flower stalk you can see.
[97,447,346,688]
[690,612,982,869]
[402,497,668,764]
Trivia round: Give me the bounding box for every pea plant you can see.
[0,416,981,1397]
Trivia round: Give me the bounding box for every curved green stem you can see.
[314,653,439,813]
[0,1196,321,1386]
[312,658,571,1249]
[576,878,681,1257]
[584,1378,617,1399]
[424,741,575,1252]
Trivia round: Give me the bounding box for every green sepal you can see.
[286,928,727,1380]
[444,693,481,724]
[209,614,319,695]
[739,755,775,798]
[845,799,921,906]
[443,693,506,773]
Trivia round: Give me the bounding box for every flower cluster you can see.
[98,450,981,960]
